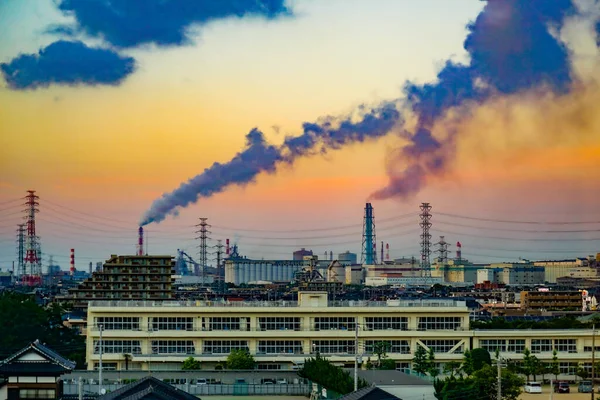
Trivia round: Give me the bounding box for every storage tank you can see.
[338,251,358,264]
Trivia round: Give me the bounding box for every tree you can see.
[549,349,560,381]
[299,353,368,395]
[373,341,391,368]
[182,356,201,370]
[413,345,429,375]
[471,348,492,372]
[443,361,462,378]
[427,348,439,377]
[462,350,474,376]
[522,348,543,382]
[379,359,396,370]
[226,349,255,370]
[0,292,85,368]
[434,364,524,400]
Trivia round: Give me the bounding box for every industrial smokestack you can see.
[226,239,230,256]
[456,242,462,261]
[380,241,384,265]
[137,226,144,256]
[89,262,92,275]
[330,250,333,261]
[386,243,390,261]
[70,248,75,276]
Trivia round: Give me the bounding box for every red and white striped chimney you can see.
[226,238,230,255]
[70,248,75,276]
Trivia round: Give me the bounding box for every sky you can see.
[1,0,600,272]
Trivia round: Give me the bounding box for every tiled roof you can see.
[99,376,199,400]
[0,339,76,372]
[338,386,401,400]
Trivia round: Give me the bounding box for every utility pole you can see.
[98,324,103,395]
[493,356,506,400]
[354,321,359,392]
[592,323,596,400]
[195,218,210,285]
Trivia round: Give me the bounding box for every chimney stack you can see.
[137,227,144,256]
[386,243,390,260]
[70,249,75,276]
[226,239,230,256]
[456,242,462,261]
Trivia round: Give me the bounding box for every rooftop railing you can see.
[88,299,466,309]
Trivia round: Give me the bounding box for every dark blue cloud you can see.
[371,0,577,200]
[55,0,292,48]
[1,40,135,90]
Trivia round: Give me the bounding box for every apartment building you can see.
[70,255,175,307]
[521,291,583,311]
[85,292,599,378]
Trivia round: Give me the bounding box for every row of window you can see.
[93,316,463,331]
[478,339,578,354]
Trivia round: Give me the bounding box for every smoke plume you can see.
[140,103,400,225]
[142,0,598,224]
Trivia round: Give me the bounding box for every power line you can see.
[437,211,600,225]
[434,220,600,233]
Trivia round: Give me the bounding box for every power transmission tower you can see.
[361,203,377,265]
[435,236,449,265]
[195,218,211,284]
[419,202,432,277]
[16,224,25,277]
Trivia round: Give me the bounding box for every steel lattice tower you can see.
[436,236,449,265]
[23,190,41,285]
[195,217,211,283]
[16,224,25,276]
[419,202,432,277]
[361,203,377,265]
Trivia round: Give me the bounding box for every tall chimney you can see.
[89,262,92,275]
[70,249,75,276]
[137,227,144,256]
[380,241,384,264]
[456,242,462,261]
[386,243,390,260]
[226,239,230,256]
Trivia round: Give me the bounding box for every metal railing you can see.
[89,299,466,308]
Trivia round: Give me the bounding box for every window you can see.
[95,317,140,330]
[531,339,552,353]
[508,339,526,353]
[559,362,578,375]
[422,340,462,353]
[314,317,355,331]
[151,340,195,354]
[203,340,249,354]
[364,340,410,354]
[206,317,250,331]
[150,317,193,331]
[258,317,301,331]
[312,340,355,354]
[93,340,141,354]
[257,340,303,354]
[554,339,577,353]
[257,364,282,370]
[93,362,117,371]
[417,317,462,330]
[364,317,408,331]
[19,389,56,399]
[480,339,506,353]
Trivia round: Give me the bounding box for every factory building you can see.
[69,255,174,307]
[338,251,358,265]
[431,260,483,284]
[86,291,598,379]
[533,258,590,283]
[224,258,305,285]
[293,248,313,261]
[489,262,545,285]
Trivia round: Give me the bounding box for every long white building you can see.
[86,292,597,379]
[224,258,305,284]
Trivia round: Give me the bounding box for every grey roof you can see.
[348,369,432,386]
[338,386,401,400]
[99,376,199,400]
[0,339,76,372]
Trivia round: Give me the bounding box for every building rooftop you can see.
[89,298,467,309]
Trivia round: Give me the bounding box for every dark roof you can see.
[348,370,431,386]
[0,340,76,375]
[99,376,200,400]
[338,386,401,400]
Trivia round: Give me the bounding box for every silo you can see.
[249,262,256,283]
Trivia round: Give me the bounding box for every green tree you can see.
[373,341,391,368]
[182,356,201,370]
[549,349,559,381]
[471,348,492,371]
[443,361,462,378]
[462,350,474,376]
[427,348,439,377]
[226,349,255,370]
[522,348,543,382]
[413,345,429,375]
[434,364,524,400]
[379,359,396,370]
[0,292,85,368]
[299,353,368,395]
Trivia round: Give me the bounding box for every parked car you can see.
[553,381,570,393]
[524,382,543,394]
[579,381,593,393]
